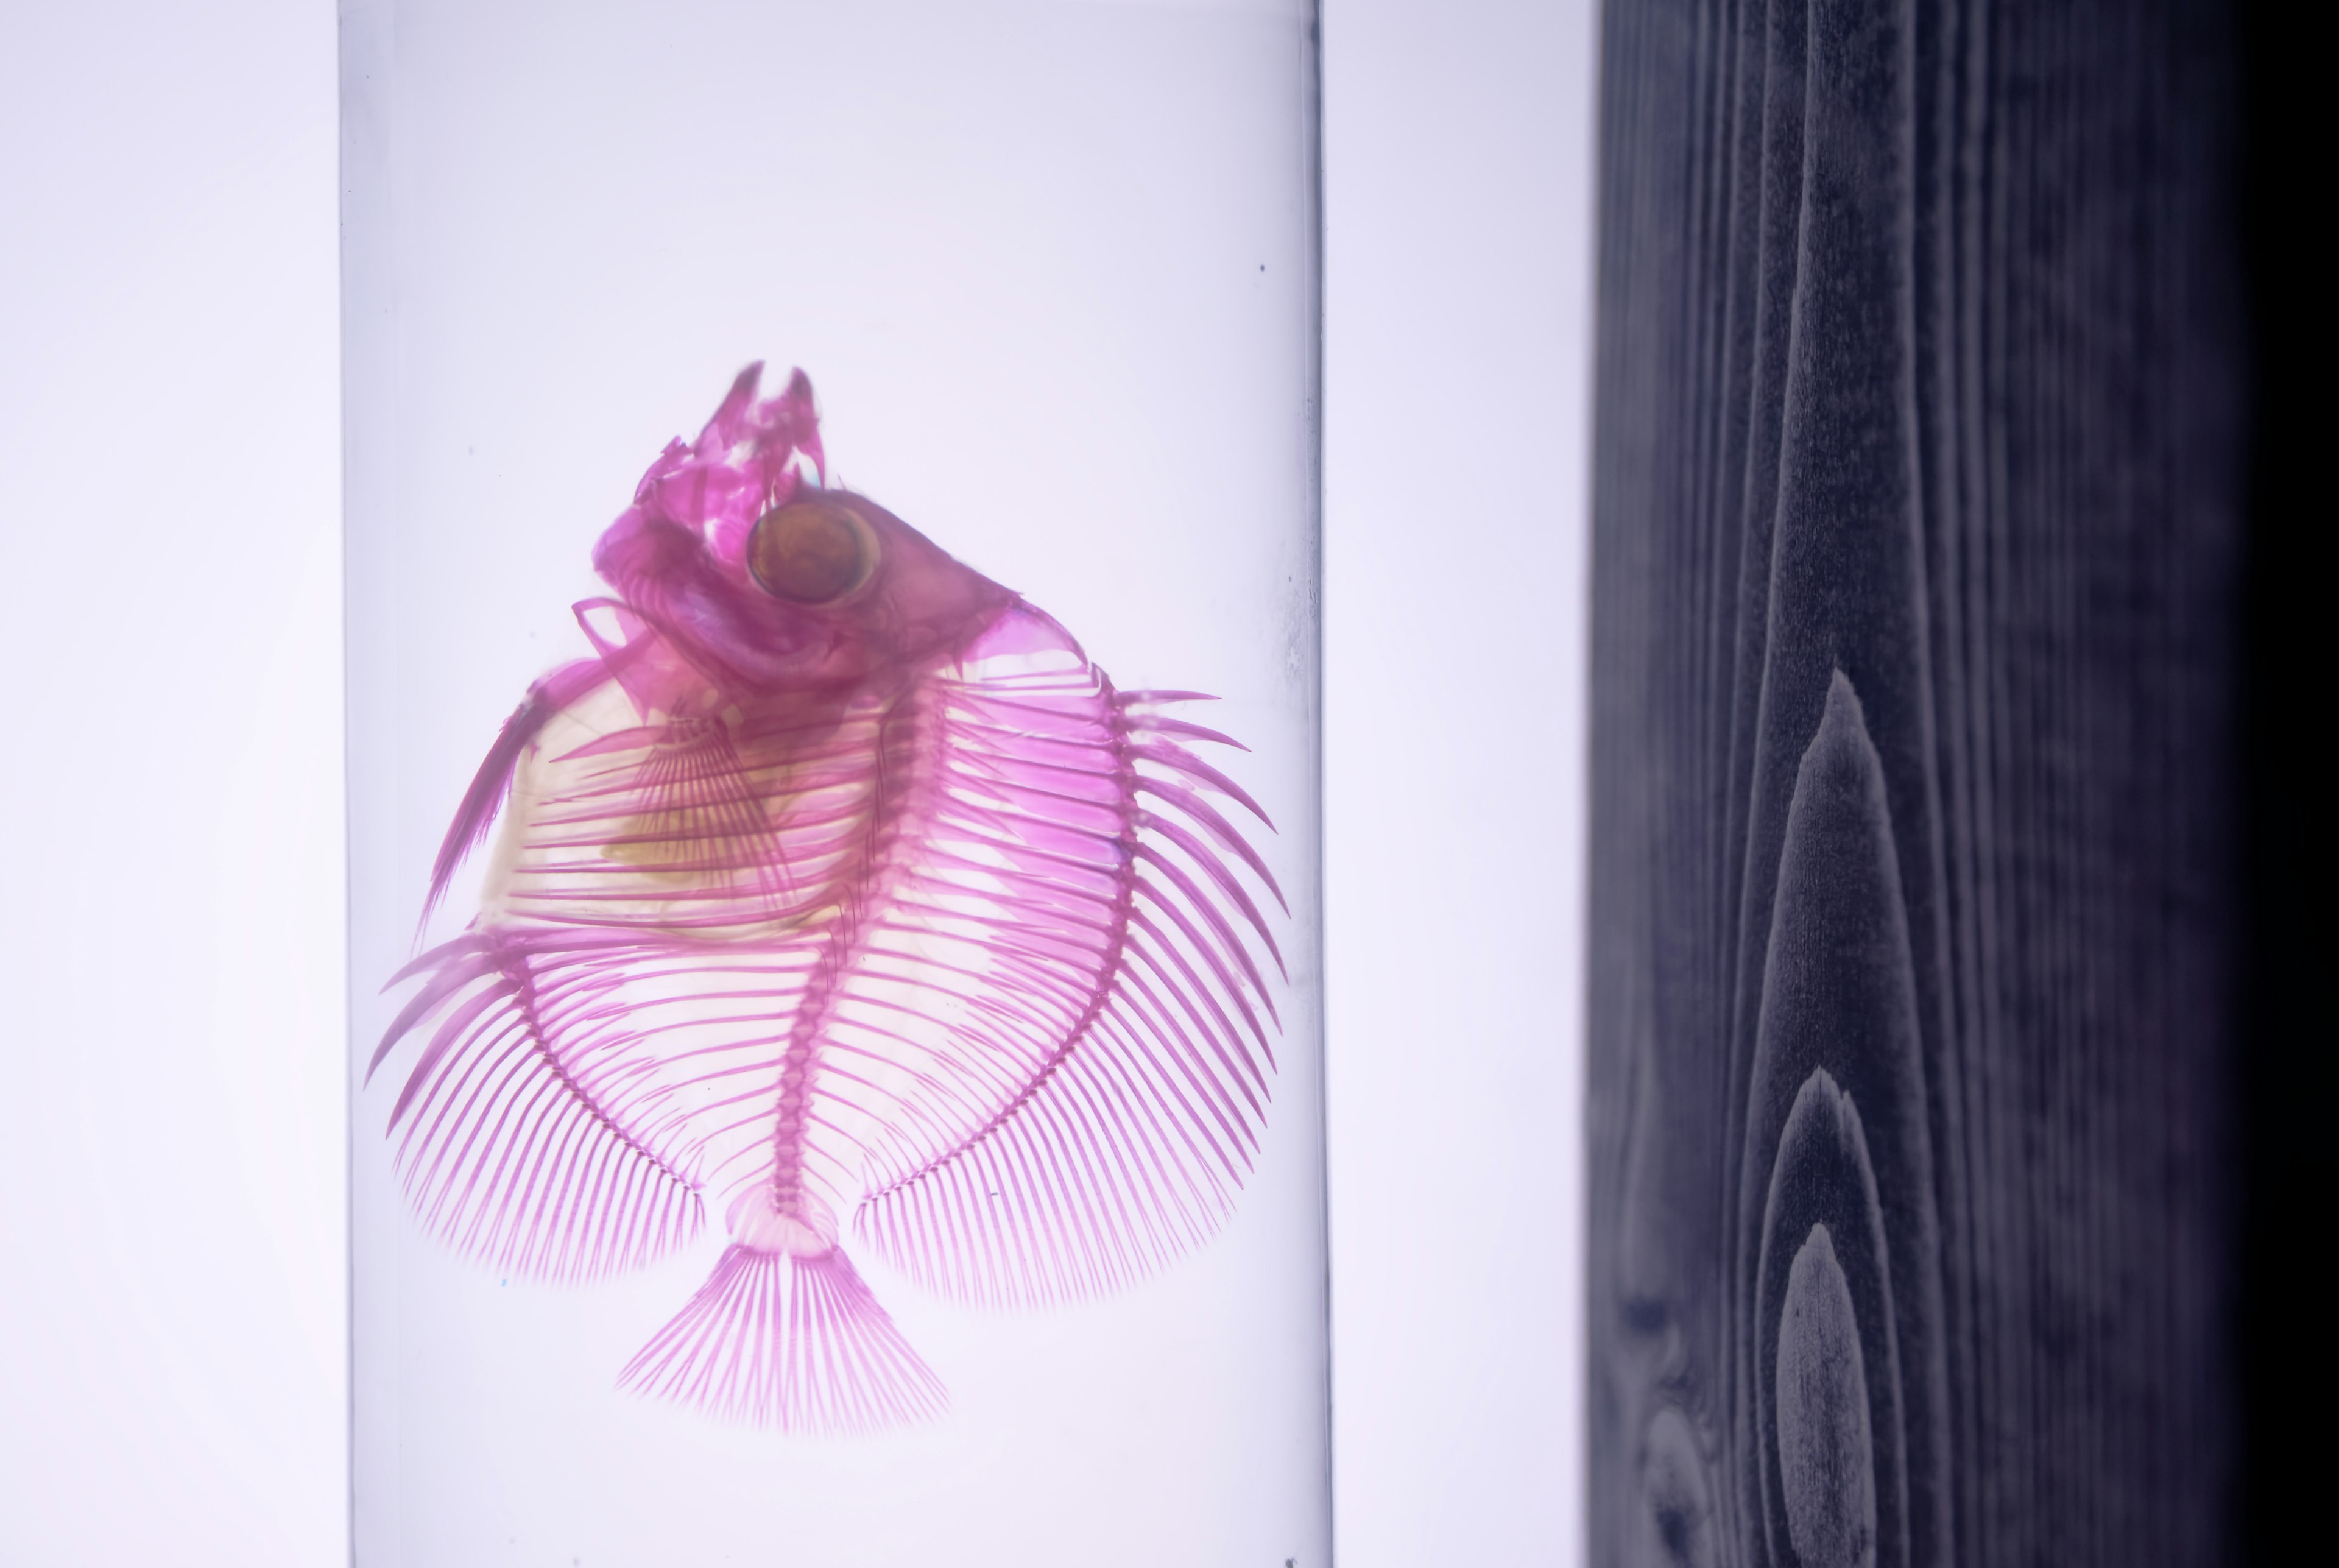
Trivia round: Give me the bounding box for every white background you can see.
[0,0,1593,1561]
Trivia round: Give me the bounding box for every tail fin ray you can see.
[618,1246,945,1434]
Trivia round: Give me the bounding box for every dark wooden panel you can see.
[2233,5,2334,1563]
[1587,1,2243,1563]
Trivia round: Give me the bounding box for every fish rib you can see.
[380,932,706,1284]
[850,630,1280,1311]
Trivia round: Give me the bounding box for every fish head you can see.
[591,364,1017,698]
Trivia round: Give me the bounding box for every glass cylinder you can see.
[340,3,1324,1564]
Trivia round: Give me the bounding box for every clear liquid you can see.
[342,2,1324,1562]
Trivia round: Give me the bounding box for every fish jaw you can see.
[588,366,1018,703]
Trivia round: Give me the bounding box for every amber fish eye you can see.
[747,500,875,603]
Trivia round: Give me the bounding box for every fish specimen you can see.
[371,366,1284,1433]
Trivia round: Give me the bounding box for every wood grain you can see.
[1586,0,2243,1563]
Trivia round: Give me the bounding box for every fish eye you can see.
[747,499,875,604]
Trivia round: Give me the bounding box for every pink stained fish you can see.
[371,364,1285,1434]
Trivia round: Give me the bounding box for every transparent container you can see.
[340,3,1324,1563]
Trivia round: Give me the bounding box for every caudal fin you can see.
[618,1246,946,1433]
